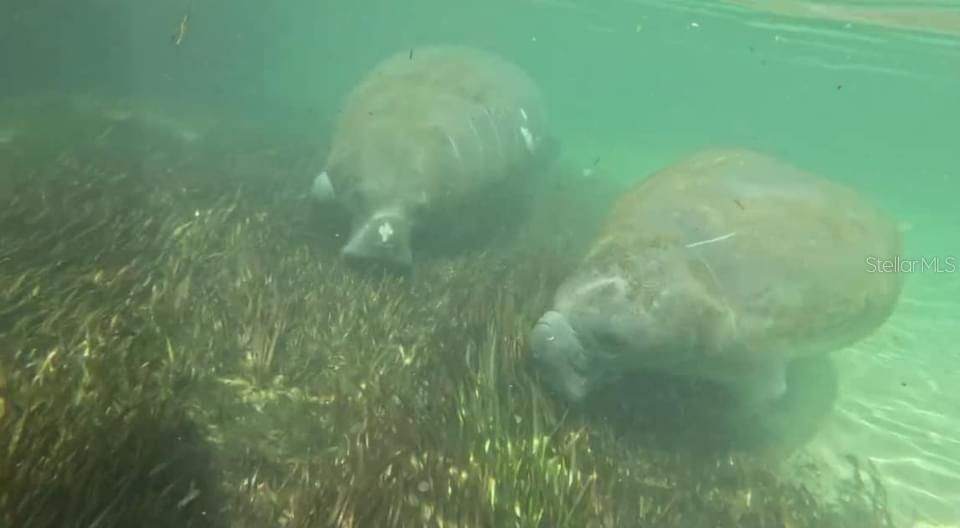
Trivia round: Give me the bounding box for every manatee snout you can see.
[529,310,591,403]
[341,212,413,271]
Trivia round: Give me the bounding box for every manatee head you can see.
[320,129,433,271]
[530,310,596,403]
[530,275,654,403]
[309,168,415,270]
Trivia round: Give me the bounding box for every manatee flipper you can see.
[729,356,839,453]
[722,363,789,449]
[311,171,335,202]
[737,362,788,411]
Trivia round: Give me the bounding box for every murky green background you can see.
[3,0,958,525]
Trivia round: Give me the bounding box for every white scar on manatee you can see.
[684,232,737,309]
[378,221,394,243]
[370,208,400,243]
[439,129,465,174]
[518,107,535,152]
[685,232,736,248]
[445,132,462,161]
[519,126,534,152]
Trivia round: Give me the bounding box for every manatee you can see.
[312,45,549,269]
[530,148,904,414]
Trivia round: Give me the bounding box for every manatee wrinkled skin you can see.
[530,148,904,411]
[313,45,549,269]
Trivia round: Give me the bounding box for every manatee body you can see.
[312,45,548,269]
[530,148,904,411]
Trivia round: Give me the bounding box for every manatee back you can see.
[325,46,547,208]
[586,148,904,364]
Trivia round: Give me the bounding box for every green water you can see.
[3,0,958,526]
